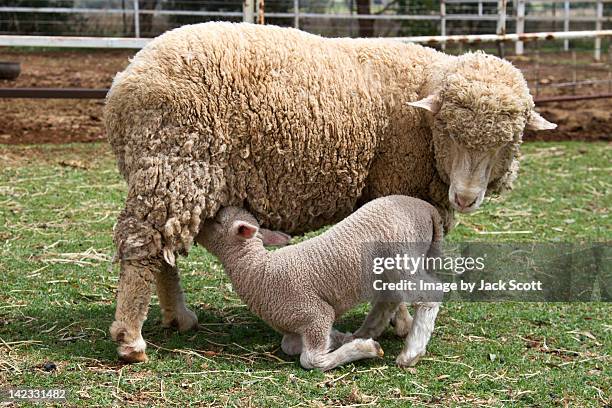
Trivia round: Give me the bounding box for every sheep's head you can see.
[409,51,555,213]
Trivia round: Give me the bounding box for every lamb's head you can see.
[197,207,291,257]
[197,207,262,256]
[409,51,556,213]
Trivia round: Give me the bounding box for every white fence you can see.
[0,0,611,58]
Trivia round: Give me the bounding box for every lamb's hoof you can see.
[355,339,384,358]
[396,349,425,368]
[390,305,413,338]
[162,308,199,332]
[392,318,412,338]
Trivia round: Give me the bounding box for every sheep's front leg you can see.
[353,301,399,340]
[396,302,440,367]
[156,261,198,332]
[110,258,159,363]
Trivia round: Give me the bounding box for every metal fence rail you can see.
[1,0,611,57]
[1,29,611,104]
[2,29,610,49]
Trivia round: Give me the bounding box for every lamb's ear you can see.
[526,111,557,130]
[232,221,258,240]
[260,228,292,246]
[407,94,441,114]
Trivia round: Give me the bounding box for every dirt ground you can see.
[0,48,610,144]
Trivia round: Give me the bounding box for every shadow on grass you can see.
[1,303,403,370]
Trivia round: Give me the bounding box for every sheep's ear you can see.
[260,228,292,246]
[407,94,441,114]
[526,111,557,130]
[232,221,258,240]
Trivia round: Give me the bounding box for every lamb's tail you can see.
[426,207,444,260]
[430,207,444,244]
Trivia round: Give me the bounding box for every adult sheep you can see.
[105,22,555,362]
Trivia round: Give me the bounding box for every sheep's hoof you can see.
[396,350,425,368]
[162,307,199,332]
[116,337,148,363]
[110,322,148,363]
[118,347,149,363]
[164,309,199,333]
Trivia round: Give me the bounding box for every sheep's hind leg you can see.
[156,261,198,332]
[396,302,440,367]
[353,301,399,340]
[110,258,159,363]
[299,313,383,371]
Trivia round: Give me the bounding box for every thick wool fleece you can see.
[105,22,530,261]
[196,196,442,336]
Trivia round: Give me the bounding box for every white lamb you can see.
[196,195,443,371]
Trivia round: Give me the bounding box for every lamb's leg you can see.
[396,302,440,367]
[298,311,383,371]
[330,329,354,348]
[283,329,353,356]
[353,301,399,340]
[156,261,198,332]
[390,302,413,338]
[300,329,384,371]
[110,258,159,363]
[281,334,302,356]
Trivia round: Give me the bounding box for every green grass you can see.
[0,141,610,407]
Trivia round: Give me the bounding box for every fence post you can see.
[133,0,140,38]
[294,0,299,29]
[516,0,525,55]
[496,0,507,57]
[440,0,446,51]
[243,0,254,23]
[595,0,603,60]
[497,0,506,35]
[563,0,570,51]
[257,0,265,24]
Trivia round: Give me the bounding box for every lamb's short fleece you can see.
[197,195,443,370]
